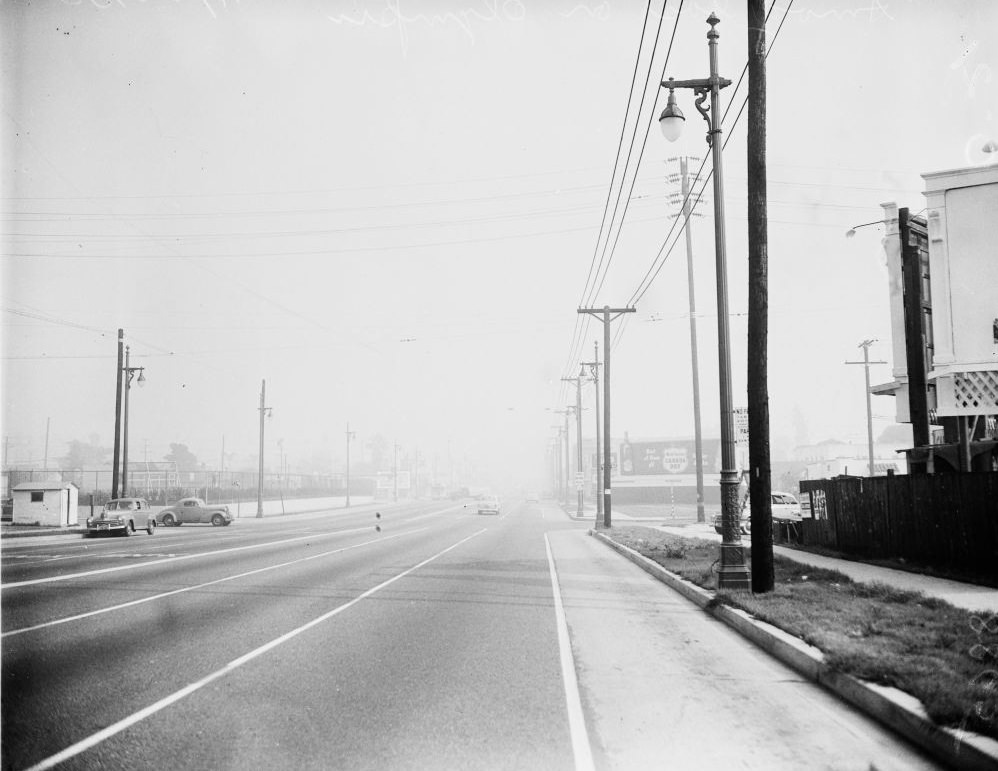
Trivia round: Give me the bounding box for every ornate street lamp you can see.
[660,13,749,590]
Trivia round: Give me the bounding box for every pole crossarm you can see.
[660,76,731,91]
[577,307,635,323]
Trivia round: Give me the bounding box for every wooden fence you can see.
[799,472,998,577]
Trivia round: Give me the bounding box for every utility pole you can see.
[120,346,145,497]
[670,155,707,524]
[111,329,124,498]
[847,340,887,476]
[549,409,574,508]
[550,426,564,501]
[581,342,602,521]
[345,423,356,507]
[256,379,271,518]
[577,306,635,528]
[748,0,774,593]
[561,374,585,517]
[562,410,571,507]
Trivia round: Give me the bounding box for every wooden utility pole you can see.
[111,329,124,499]
[561,375,585,517]
[582,342,603,521]
[674,156,707,523]
[748,0,774,593]
[847,340,888,476]
[256,380,271,518]
[577,306,635,528]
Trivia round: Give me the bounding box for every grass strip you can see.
[606,525,998,740]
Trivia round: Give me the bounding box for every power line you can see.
[589,0,685,304]
[626,0,793,311]
[560,0,682,400]
[561,0,660,395]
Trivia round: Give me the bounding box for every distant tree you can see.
[164,443,199,472]
[61,439,110,469]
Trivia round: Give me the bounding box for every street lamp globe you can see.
[136,370,146,387]
[659,89,685,143]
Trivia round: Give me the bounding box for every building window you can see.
[30,491,44,503]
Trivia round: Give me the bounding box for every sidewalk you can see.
[655,520,998,614]
[565,502,998,614]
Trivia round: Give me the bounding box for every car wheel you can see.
[146,520,155,535]
[162,513,176,527]
[211,513,225,527]
[122,521,132,537]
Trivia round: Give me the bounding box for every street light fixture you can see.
[120,345,146,497]
[845,219,885,238]
[660,12,749,590]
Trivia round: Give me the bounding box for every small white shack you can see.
[12,481,79,527]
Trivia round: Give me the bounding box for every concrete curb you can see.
[591,530,998,771]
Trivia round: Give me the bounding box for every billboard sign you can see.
[619,440,721,475]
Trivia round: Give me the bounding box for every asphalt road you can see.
[2,500,941,770]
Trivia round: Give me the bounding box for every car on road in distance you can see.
[86,497,155,536]
[525,491,540,503]
[712,491,802,535]
[476,496,501,515]
[156,497,233,527]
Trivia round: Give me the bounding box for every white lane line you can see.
[25,528,486,771]
[2,528,427,638]
[2,525,377,590]
[544,533,596,771]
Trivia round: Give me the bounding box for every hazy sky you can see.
[2,0,996,488]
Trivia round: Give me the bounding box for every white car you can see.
[713,491,801,534]
[477,496,501,515]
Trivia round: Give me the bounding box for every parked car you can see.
[712,491,802,535]
[156,497,233,527]
[86,497,156,536]
[476,496,501,515]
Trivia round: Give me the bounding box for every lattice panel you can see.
[949,371,998,414]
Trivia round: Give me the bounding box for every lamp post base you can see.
[717,469,750,590]
[718,543,751,589]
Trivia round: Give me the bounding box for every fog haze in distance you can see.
[3,1,996,491]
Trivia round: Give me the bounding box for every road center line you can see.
[544,532,596,771]
[25,528,486,771]
[2,527,427,638]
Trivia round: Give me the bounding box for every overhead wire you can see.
[589,0,685,303]
[559,0,686,408]
[557,0,659,405]
[625,0,792,314]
